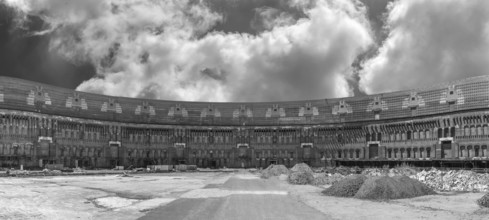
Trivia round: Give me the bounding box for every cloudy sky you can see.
[1,0,488,102]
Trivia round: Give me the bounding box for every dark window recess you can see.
[369,144,379,159]
[340,105,344,108]
[75,99,79,102]
[450,127,456,137]
[366,133,371,142]
[411,97,415,101]
[307,107,310,110]
[377,133,382,141]
[375,102,379,105]
[444,128,450,137]
[371,133,376,141]
[407,131,411,140]
[437,128,443,138]
[449,91,454,95]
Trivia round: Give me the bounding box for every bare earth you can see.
[0,171,488,220]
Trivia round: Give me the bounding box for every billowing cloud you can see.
[5,0,373,102]
[360,0,489,94]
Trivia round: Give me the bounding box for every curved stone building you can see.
[0,76,488,169]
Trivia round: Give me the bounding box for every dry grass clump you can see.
[477,193,489,208]
[322,175,367,197]
[288,171,314,185]
[260,164,289,179]
[354,176,435,200]
[290,163,313,174]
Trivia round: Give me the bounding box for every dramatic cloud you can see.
[360,0,489,94]
[4,0,373,102]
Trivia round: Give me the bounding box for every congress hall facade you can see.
[1,76,489,169]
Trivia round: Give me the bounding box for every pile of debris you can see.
[361,168,386,177]
[322,175,367,197]
[327,166,361,175]
[410,169,489,192]
[323,175,435,200]
[260,164,289,179]
[362,167,418,177]
[312,173,346,186]
[355,176,435,200]
[288,163,314,185]
[477,193,489,208]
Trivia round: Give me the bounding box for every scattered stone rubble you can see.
[410,169,489,192]
[477,193,489,208]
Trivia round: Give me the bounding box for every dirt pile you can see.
[290,163,314,173]
[477,193,489,208]
[410,169,489,192]
[312,173,346,186]
[288,171,314,185]
[260,164,289,179]
[354,176,435,200]
[288,163,314,185]
[322,175,367,197]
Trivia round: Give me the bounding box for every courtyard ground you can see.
[0,171,488,220]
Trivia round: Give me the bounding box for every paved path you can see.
[140,175,329,220]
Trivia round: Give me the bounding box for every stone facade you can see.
[1,76,489,169]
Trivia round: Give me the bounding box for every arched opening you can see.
[460,146,466,157]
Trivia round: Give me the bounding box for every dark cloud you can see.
[200,67,227,82]
[0,3,96,89]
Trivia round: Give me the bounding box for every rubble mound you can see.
[477,193,489,208]
[322,175,367,197]
[362,168,387,177]
[288,171,314,185]
[290,163,314,174]
[312,173,346,186]
[411,169,489,192]
[390,167,417,176]
[330,166,361,175]
[260,164,289,179]
[362,166,417,177]
[354,176,435,200]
